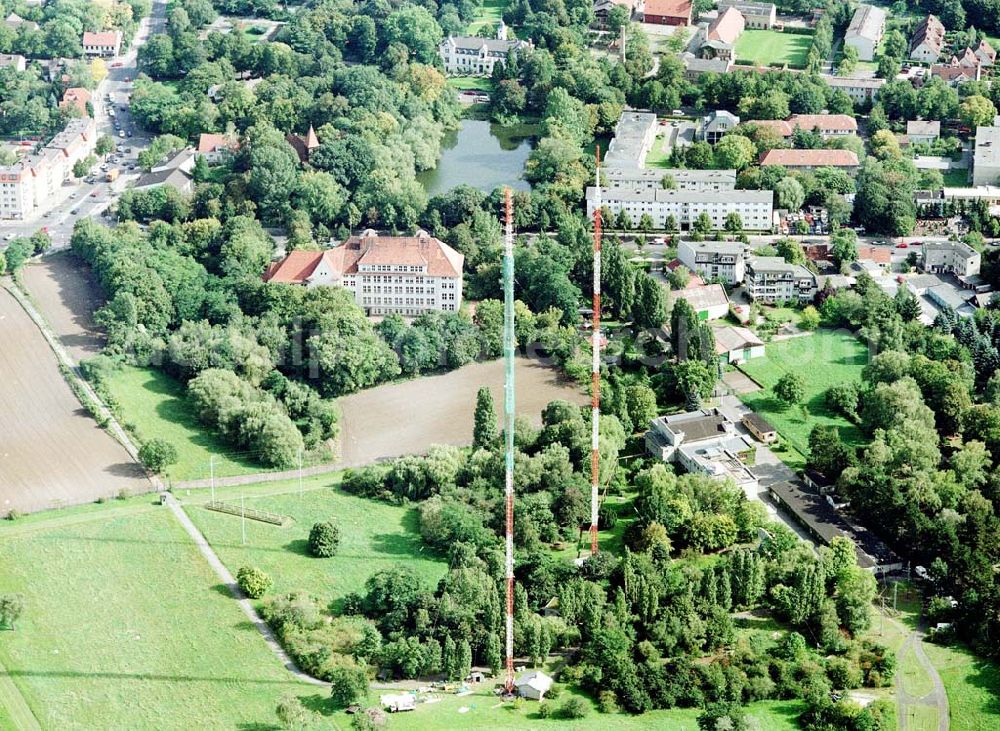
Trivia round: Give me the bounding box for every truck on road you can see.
[105,169,119,182]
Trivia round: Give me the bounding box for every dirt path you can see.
[0,654,41,731]
[897,630,950,731]
[162,493,328,687]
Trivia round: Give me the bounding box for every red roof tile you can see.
[759,149,859,168]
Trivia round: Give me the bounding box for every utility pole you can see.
[502,187,516,696]
[590,149,603,557]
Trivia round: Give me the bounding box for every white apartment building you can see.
[844,5,886,62]
[677,239,747,284]
[745,255,818,303]
[972,126,1000,186]
[438,27,531,76]
[603,111,659,171]
[587,186,773,232]
[82,30,122,57]
[264,229,464,317]
[824,75,885,103]
[922,241,981,278]
[602,167,737,192]
[0,117,97,219]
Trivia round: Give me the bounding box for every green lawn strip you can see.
[0,509,312,729]
[341,686,803,730]
[447,76,493,92]
[734,30,812,68]
[906,703,940,731]
[468,0,508,34]
[738,329,867,457]
[0,655,40,731]
[100,365,262,481]
[183,474,447,607]
[943,169,970,186]
[922,642,1000,731]
[900,642,936,698]
[644,130,675,169]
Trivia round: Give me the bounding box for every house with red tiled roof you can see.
[60,87,92,116]
[930,63,981,85]
[700,6,745,59]
[642,0,692,26]
[197,133,238,163]
[759,148,860,172]
[286,125,320,164]
[264,229,465,316]
[82,30,122,57]
[745,114,857,139]
[974,39,996,67]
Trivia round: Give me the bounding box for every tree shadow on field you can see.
[371,531,425,557]
[210,582,235,598]
[284,538,311,556]
[236,723,279,731]
[299,693,340,716]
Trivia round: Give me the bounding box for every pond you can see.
[418,119,536,196]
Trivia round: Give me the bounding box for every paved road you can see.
[163,492,329,687]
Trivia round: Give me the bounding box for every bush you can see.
[597,690,620,714]
[237,565,273,599]
[329,663,370,707]
[559,696,588,719]
[308,520,341,557]
[138,438,178,473]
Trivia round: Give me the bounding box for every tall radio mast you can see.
[502,187,516,693]
[590,151,603,556]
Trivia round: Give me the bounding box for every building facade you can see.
[717,0,777,29]
[824,75,885,102]
[699,110,740,144]
[264,229,464,316]
[744,255,818,302]
[844,4,886,62]
[438,32,531,75]
[82,30,122,57]
[641,0,693,25]
[603,111,659,170]
[588,187,773,232]
[0,117,97,220]
[602,166,737,192]
[677,240,747,284]
[922,241,981,277]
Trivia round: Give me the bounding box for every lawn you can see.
[738,329,868,461]
[0,505,314,729]
[735,30,813,69]
[468,0,508,34]
[99,365,263,482]
[943,168,970,186]
[183,474,447,608]
[344,686,804,730]
[644,129,674,169]
[447,76,494,92]
[923,642,1000,731]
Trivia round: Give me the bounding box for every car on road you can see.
[90,191,99,197]
[4,233,14,241]
[896,242,908,248]
[118,130,125,138]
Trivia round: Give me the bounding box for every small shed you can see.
[741,412,777,444]
[380,694,416,713]
[515,670,553,701]
[714,325,765,364]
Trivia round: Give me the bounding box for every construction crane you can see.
[502,187,516,694]
[590,150,603,556]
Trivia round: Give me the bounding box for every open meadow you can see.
[182,474,447,607]
[735,30,813,69]
[0,502,314,730]
[0,287,148,515]
[99,365,261,482]
[738,329,868,462]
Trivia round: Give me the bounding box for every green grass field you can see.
[923,642,1000,731]
[643,129,674,169]
[447,76,494,92]
[943,168,970,187]
[468,0,508,34]
[739,329,868,461]
[0,505,313,729]
[735,30,813,69]
[100,365,262,482]
[183,474,447,608]
[342,688,804,730]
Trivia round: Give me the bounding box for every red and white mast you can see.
[502,188,516,693]
[590,150,603,556]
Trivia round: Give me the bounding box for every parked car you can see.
[896,242,909,249]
